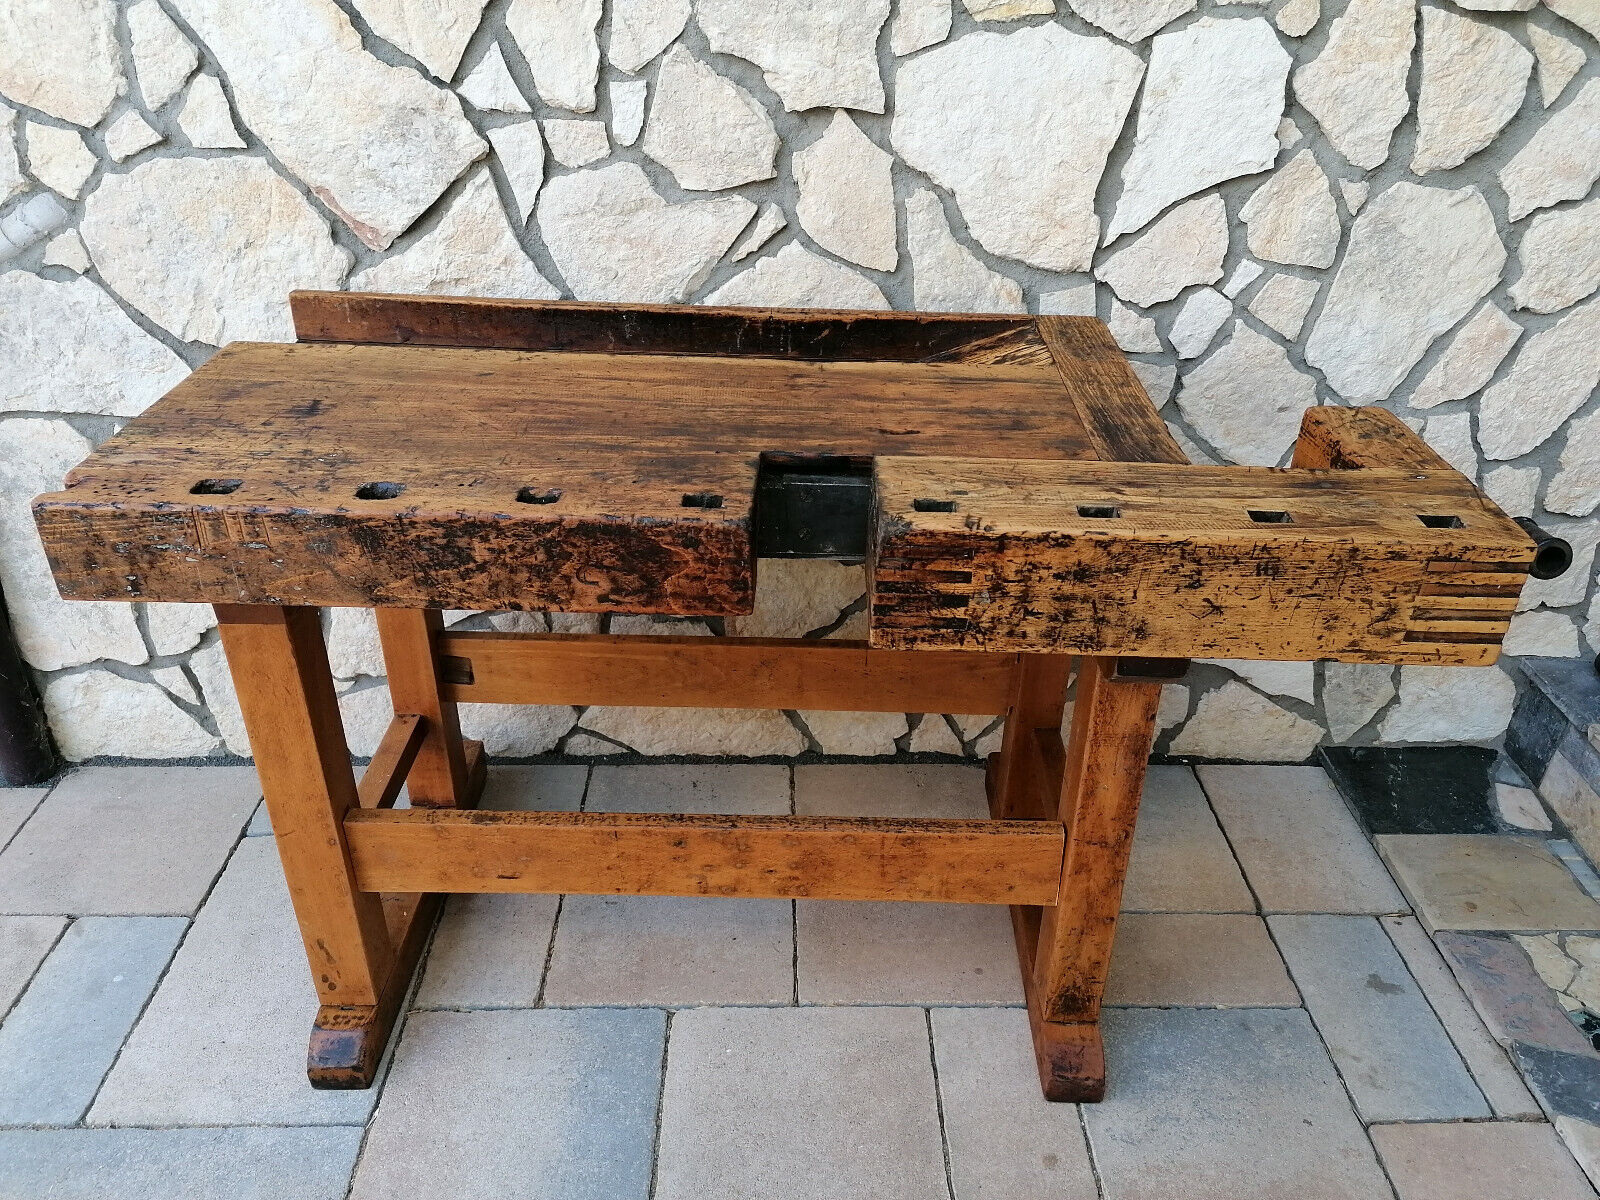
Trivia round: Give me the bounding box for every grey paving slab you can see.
[1198,765,1407,914]
[87,839,375,1126]
[1104,913,1298,1007]
[545,894,793,1006]
[1122,766,1254,913]
[797,899,1021,1005]
[480,762,588,810]
[0,1126,364,1200]
[1084,1008,1391,1200]
[931,1006,1100,1200]
[587,763,790,813]
[0,766,259,915]
[0,786,47,850]
[350,1008,664,1200]
[1513,1043,1600,1124]
[243,800,271,836]
[794,762,987,817]
[0,913,65,1016]
[1270,914,1488,1122]
[1381,915,1540,1118]
[655,1006,947,1200]
[1435,930,1599,1057]
[1371,1121,1597,1200]
[1557,1116,1600,1193]
[1378,834,1600,932]
[0,916,185,1125]
[413,893,560,1008]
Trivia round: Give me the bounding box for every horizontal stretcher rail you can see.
[343,810,1065,905]
[436,632,1019,715]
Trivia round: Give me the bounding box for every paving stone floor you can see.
[2,760,1599,1199]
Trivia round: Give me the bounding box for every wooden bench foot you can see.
[308,740,484,1089]
[1029,1016,1105,1103]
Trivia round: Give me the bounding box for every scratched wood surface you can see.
[870,456,1533,664]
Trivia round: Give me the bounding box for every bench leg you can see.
[991,654,1160,1102]
[375,608,485,808]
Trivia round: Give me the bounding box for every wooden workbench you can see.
[33,293,1535,1101]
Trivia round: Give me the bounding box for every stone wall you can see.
[1,0,1597,764]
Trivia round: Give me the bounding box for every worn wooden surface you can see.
[376,608,472,808]
[344,809,1065,904]
[355,715,426,811]
[871,456,1533,664]
[1292,405,1454,471]
[440,631,1017,714]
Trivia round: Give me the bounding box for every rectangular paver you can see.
[1381,915,1540,1118]
[1198,765,1406,913]
[545,894,793,1006]
[587,763,790,813]
[0,1127,363,1200]
[87,839,375,1126]
[1270,914,1488,1122]
[1371,1121,1597,1200]
[480,763,588,810]
[1083,1008,1391,1200]
[0,913,65,1016]
[797,899,1021,1005]
[413,893,560,1008]
[932,1006,1098,1200]
[0,766,259,915]
[1377,834,1600,932]
[795,762,987,817]
[1122,766,1253,913]
[350,1008,664,1200]
[0,786,47,850]
[0,916,185,1125]
[1104,913,1298,1007]
[655,1006,947,1200]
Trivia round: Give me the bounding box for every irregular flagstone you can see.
[1479,296,1600,459]
[642,46,778,192]
[891,0,951,55]
[0,0,124,127]
[175,74,245,148]
[354,168,558,300]
[1529,23,1585,106]
[104,111,162,161]
[506,0,600,112]
[1175,321,1317,463]
[169,0,485,250]
[1293,0,1415,170]
[354,0,488,81]
[1504,610,1582,656]
[1305,182,1503,403]
[0,274,186,417]
[0,111,24,204]
[1435,931,1598,1056]
[906,186,1021,312]
[147,603,213,655]
[1247,273,1319,340]
[1168,680,1323,760]
[706,240,888,309]
[1379,666,1516,742]
[1339,178,1369,214]
[609,78,646,146]
[1481,464,1538,517]
[962,0,1053,19]
[607,0,689,74]
[1423,411,1479,480]
[127,0,198,109]
[1108,17,1289,240]
[1547,407,1600,517]
[1221,260,1264,298]
[1324,662,1396,741]
[0,419,145,670]
[1072,0,1196,42]
[1500,77,1600,221]
[697,0,889,113]
[1409,302,1521,410]
[897,26,1140,272]
[1510,197,1600,314]
[730,202,786,262]
[460,702,576,755]
[795,112,895,271]
[799,711,908,755]
[82,156,351,344]
[1203,659,1315,704]
[458,43,530,113]
[486,120,543,223]
[25,123,96,199]
[1169,287,1232,358]
[1412,7,1533,175]
[1130,360,1177,408]
[542,119,608,167]
[1038,279,1096,315]
[41,229,91,272]
[1106,299,1162,353]
[1275,0,1319,36]
[538,162,752,302]
[1239,150,1340,269]
[1097,193,1227,307]
[188,640,248,755]
[44,671,215,759]
[1548,0,1600,38]
[726,559,863,637]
